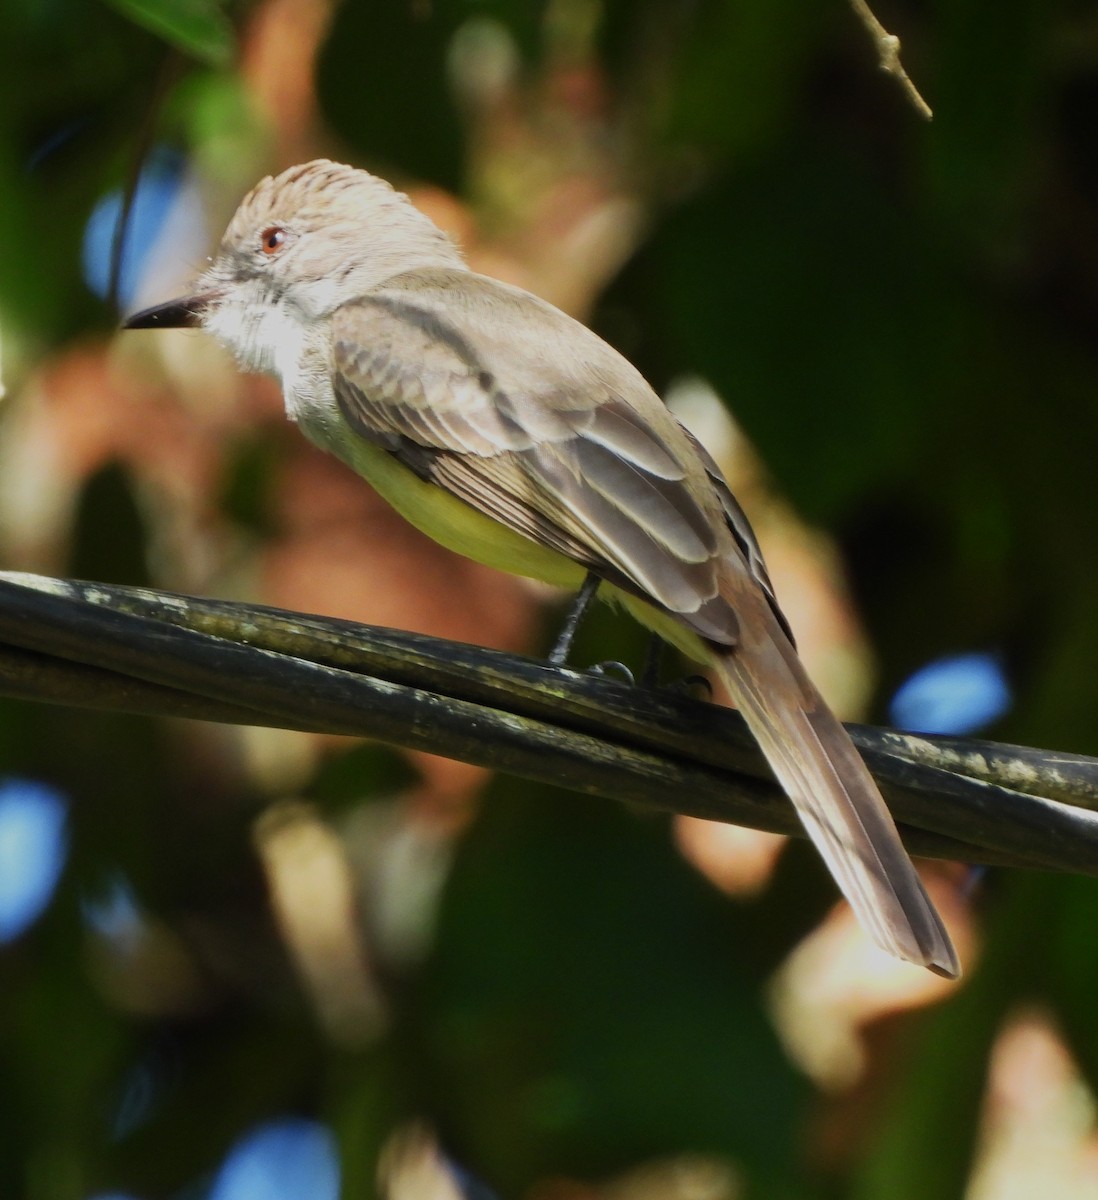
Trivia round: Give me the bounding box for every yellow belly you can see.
[340,436,589,588]
[338,434,711,667]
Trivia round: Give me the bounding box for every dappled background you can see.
[4,0,1098,1197]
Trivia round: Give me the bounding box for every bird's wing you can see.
[331,268,748,644]
[680,427,794,645]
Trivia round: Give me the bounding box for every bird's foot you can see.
[586,660,636,685]
[663,673,714,700]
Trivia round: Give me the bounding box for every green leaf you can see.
[101,0,235,66]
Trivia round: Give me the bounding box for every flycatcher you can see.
[125,160,958,977]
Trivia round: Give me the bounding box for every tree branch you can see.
[849,0,932,121]
[0,572,1096,874]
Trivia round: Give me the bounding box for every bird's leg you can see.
[548,574,637,683]
[642,633,713,698]
[641,634,665,687]
[548,577,709,693]
[548,571,601,666]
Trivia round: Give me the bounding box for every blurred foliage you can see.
[420,784,807,1194]
[5,0,1098,1198]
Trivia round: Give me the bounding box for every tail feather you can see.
[713,629,959,979]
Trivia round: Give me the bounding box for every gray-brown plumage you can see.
[124,160,960,978]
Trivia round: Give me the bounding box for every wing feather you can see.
[572,439,716,562]
[681,427,794,644]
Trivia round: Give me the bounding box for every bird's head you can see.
[123,159,465,374]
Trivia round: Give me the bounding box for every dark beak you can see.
[122,293,217,330]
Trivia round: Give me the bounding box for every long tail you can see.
[711,617,959,978]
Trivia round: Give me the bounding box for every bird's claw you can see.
[588,660,636,685]
[665,673,713,700]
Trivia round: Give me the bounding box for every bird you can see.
[124,159,959,977]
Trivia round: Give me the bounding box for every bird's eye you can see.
[260,226,287,255]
